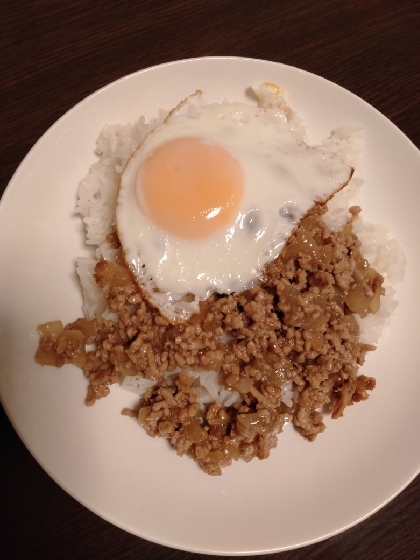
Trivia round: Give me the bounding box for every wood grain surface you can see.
[1,1,419,558]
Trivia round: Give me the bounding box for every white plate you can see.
[1,57,419,555]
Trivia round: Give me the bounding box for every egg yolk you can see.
[136,137,244,239]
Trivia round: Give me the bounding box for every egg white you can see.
[116,85,352,322]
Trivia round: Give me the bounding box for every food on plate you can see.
[35,83,405,475]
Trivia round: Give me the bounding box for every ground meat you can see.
[36,204,381,474]
[137,372,290,475]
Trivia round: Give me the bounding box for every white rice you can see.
[75,93,406,405]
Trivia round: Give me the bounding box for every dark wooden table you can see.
[1,1,419,558]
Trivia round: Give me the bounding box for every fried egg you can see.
[116,84,352,322]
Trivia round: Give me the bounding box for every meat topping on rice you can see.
[36,203,382,475]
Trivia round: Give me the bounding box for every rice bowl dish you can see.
[35,82,405,475]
